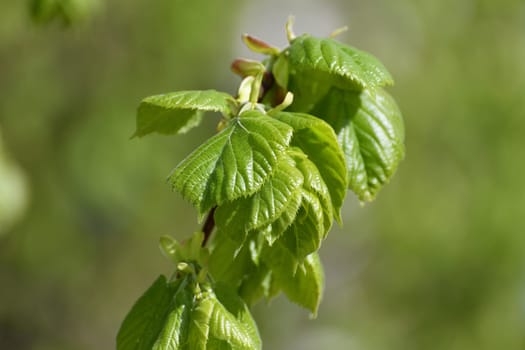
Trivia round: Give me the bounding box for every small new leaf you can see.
[134,90,237,138]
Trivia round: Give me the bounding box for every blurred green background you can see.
[1,0,525,349]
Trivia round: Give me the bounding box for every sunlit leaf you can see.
[188,284,261,350]
[170,110,293,217]
[311,88,405,201]
[286,34,393,91]
[272,112,347,221]
[214,152,304,241]
[134,90,237,138]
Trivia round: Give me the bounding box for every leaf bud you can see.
[242,34,280,56]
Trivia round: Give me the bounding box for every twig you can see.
[201,207,216,247]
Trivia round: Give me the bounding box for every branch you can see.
[201,206,216,247]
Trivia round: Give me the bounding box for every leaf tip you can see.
[329,25,348,38]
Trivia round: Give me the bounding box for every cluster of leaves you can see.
[118,20,404,349]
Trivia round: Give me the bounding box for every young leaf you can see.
[258,185,303,246]
[213,283,262,349]
[272,54,289,89]
[235,241,324,314]
[272,252,324,315]
[310,88,405,201]
[261,194,328,276]
[272,112,347,221]
[255,152,332,261]
[214,153,304,239]
[286,34,393,92]
[279,188,327,260]
[208,231,253,285]
[238,263,274,306]
[134,90,237,138]
[293,154,333,234]
[117,275,179,350]
[169,110,294,217]
[152,282,194,350]
[187,284,261,350]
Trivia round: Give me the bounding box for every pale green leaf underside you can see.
[134,90,236,138]
[170,110,293,217]
[287,34,393,91]
[212,235,323,315]
[311,88,405,201]
[272,252,324,315]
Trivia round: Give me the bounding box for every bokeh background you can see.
[1,0,525,349]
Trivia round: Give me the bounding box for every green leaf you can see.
[188,284,261,350]
[258,185,303,246]
[134,90,237,138]
[170,110,294,217]
[272,112,347,222]
[272,54,289,89]
[209,234,278,307]
[279,188,327,260]
[152,281,193,350]
[236,242,324,314]
[272,252,324,315]
[310,88,405,201]
[213,283,261,349]
[259,152,333,265]
[238,263,274,306]
[118,273,261,350]
[293,152,333,235]
[286,34,393,92]
[208,231,253,285]
[214,153,304,241]
[117,275,178,350]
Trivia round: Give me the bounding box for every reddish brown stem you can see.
[201,207,216,247]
